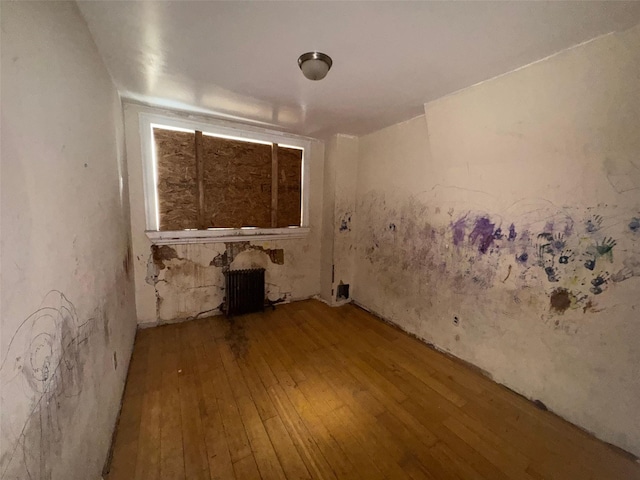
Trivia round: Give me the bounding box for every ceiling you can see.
[77,1,640,138]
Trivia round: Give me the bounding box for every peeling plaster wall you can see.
[320,135,359,304]
[1,2,137,479]
[354,26,640,455]
[124,104,324,325]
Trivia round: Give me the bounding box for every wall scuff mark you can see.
[469,216,498,254]
[0,291,98,479]
[339,212,352,232]
[122,244,133,279]
[357,189,637,327]
[151,245,180,270]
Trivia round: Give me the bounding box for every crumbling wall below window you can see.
[144,240,311,324]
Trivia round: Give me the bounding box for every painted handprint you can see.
[585,214,603,233]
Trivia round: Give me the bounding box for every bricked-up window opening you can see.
[153,126,303,231]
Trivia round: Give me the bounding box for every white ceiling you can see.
[77,1,640,138]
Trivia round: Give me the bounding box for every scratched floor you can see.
[106,300,640,479]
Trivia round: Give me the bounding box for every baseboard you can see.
[312,294,352,308]
[102,320,138,477]
[136,294,321,330]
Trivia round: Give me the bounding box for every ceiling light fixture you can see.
[298,52,333,81]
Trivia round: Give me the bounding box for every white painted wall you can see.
[320,135,359,304]
[353,25,640,455]
[124,103,325,325]
[320,136,338,302]
[1,2,137,479]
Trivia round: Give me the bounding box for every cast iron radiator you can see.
[224,268,265,317]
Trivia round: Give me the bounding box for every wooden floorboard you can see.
[107,300,640,480]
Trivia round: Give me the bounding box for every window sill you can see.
[146,227,310,245]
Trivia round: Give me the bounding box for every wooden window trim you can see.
[146,226,311,245]
[194,130,205,229]
[271,143,278,228]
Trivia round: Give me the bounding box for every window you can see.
[139,113,311,244]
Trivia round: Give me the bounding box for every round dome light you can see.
[298,52,333,81]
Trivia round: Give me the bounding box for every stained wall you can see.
[124,104,324,325]
[1,2,137,478]
[353,26,640,455]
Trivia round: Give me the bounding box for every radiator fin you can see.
[224,268,265,317]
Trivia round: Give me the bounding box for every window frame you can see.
[139,112,312,245]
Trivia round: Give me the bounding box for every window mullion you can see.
[271,143,278,228]
[195,130,205,229]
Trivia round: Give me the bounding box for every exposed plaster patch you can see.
[210,242,285,267]
[210,250,229,267]
[151,245,179,270]
[148,240,292,323]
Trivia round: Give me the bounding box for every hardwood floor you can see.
[106,300,640,480]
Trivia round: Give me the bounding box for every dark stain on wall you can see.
[151,245,179,270]
[122,244,133,279]
[469,216,497,254]
[451,216,467,246]
[339,213,352,232]
[502,264,512,283]
[261,247,285,265]
[582,299,602,314]
[550,288,572,313]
